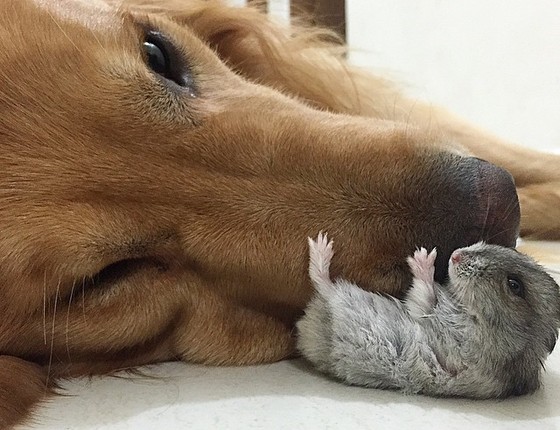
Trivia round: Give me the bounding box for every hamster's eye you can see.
[507,276,525,298]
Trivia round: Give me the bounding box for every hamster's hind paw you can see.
[309,232,333,259]
[308,232,335,288]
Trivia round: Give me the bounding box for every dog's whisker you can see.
[404,101,418,138]
[42,270,47,346]
[82,277,87,325]
[478,191,492,242]
[485,226,519,244]
[500,196,519,228]
[66,280,76,363]
[45,278,61,390]
[44,9,83,55]
[483,196,521,243]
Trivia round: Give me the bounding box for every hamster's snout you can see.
[448,243,489,281]
[447,245,484,280]
[450,250,463,265]
[449,249,472,270]
[448,249,468,280]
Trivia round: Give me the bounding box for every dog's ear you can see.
[0,356,49,428]
[184,2,347,102]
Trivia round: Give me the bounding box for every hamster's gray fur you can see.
[296,233,560,398]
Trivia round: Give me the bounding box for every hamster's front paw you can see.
[406,247,437,318]
[407,247,437,285]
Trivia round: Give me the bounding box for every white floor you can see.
[21,1,560,429]
[23,252,560,430]
[27,347,560,430]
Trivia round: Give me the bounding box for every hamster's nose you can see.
[451,250,463,265]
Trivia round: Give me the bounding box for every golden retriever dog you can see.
[0,0,559,427]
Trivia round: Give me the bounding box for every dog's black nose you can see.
[472,157,520,246]
[412,155,520,282]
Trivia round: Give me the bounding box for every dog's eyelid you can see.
[116,12,171,56]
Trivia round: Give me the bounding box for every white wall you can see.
[347,0,560,153]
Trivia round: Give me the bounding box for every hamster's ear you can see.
[0,356,49,428]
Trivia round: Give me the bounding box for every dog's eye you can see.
[142,31,193,91]
[507,276,525,298]
[144,38,168,76]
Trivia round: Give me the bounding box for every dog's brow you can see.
[115,8,145,38]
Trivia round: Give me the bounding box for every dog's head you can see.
[0,0,520,425]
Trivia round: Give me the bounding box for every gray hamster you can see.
[297,233,560,398]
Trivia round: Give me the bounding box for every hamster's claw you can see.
[308,232,334,264]
[407,247,437,284]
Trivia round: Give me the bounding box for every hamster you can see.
[296,233,560,399]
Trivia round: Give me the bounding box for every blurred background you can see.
[239,0,560,153]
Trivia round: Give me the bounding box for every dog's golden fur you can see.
[0,0,559,427]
